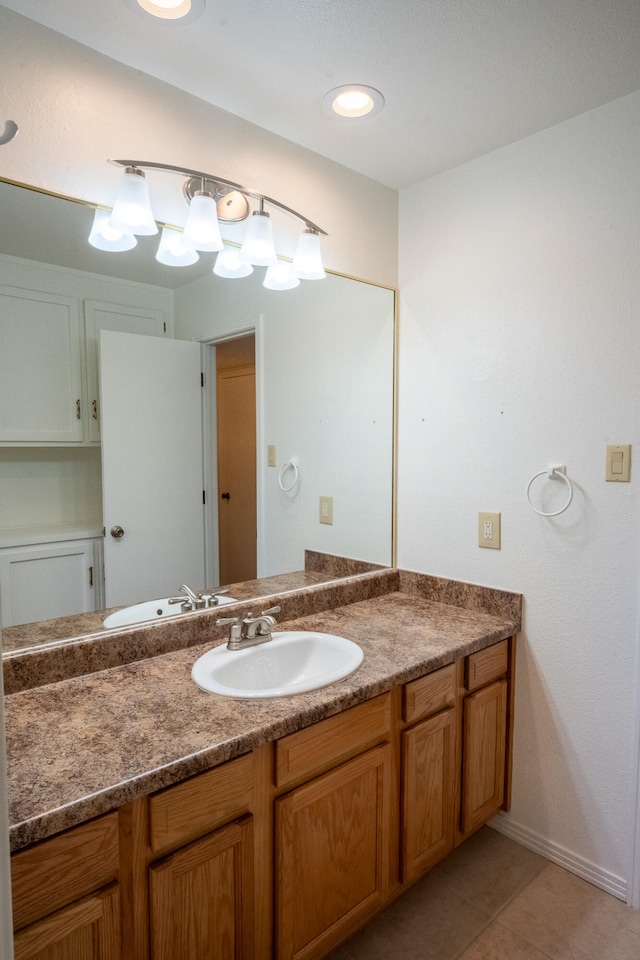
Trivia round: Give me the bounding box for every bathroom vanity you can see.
[5,568,520,960]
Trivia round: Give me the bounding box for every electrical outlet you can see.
[478,512,501,550]
[319,496,333,525]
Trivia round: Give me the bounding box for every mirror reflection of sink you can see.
[191,630,364,698]
[103,594,237,629]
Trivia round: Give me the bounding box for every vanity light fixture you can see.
[263,259,300,291]
[108,166,158,236]
[181,185,223,252]
[155,226,199,266]
[123,0,206,22]
[292,227,326,280]
[96,159,327,289]
[213,245,253,279]
[88,209,138,252]
[239,199,277,267]
[323,84,385,119]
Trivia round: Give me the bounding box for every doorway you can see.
[215,335,257,584]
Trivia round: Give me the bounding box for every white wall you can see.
[398,90,640,898]
[0,7,397,288]
[0,254,174,531]
[175,270,395,573]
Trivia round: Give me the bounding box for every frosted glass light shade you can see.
[239,210,277,266]
[213,246,253,278]
[108,169,158,236]
[181,193,223,252]
[155,227,200,266]
[88,209,137,251]
[292,228,325,279]
[263,260,300,290]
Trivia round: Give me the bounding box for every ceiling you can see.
[3,0,640,189]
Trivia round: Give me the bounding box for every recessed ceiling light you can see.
[123,0,205,22]
[323,85,385,119]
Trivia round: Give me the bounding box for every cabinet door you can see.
[461,679,508,836]
[0,285,83,443]
[0,539,99,627]
[276,743,391,960]
[149,815,254,960]
[13,885,121,960]
[402,707,456,883]
[84,301,166,443]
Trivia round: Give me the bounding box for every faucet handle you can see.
[167,595,193,609]
[201,590,230,608]
[261,606,281,616]
[216,615,242,645]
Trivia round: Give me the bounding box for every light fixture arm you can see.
[108,159,327,235]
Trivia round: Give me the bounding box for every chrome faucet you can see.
[217,606,281,650]
[168,584,230,611]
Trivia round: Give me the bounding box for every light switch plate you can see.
[606,444,631,482]
[267,444,276,467]
[478,512,501,549]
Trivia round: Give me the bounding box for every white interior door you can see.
[100,330,205,607]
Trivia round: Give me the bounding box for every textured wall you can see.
[398,90,640,897]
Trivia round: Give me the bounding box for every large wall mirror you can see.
[0,179,396,654]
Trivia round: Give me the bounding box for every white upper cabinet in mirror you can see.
[0,179,395,652]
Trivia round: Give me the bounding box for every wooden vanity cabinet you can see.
[145,753,255,960]
[149,815,254,960]
[458,638,512,841]
[400,664,458,883]
[10,812,122,960]
[9,638,515,960]
[274,694,392,960]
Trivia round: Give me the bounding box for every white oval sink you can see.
[191,631,364,698]
[103,594,237,629]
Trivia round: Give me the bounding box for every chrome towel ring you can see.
[0,120,18,145]
[526,463,574,517]
[278,458,299,492]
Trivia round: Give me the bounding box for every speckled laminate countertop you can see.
[5,572,521,854]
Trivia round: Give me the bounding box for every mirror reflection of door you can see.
[101,330,205,606]
[216,336,257,584]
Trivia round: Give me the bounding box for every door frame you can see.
[196,315,265,586]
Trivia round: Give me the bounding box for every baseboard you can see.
[490,813,628,903]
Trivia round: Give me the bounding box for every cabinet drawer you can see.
[149,752,254,854]
[275,693,391,789]
[403,663,456,724]
[465,639,509,692]
[11,812,119,931]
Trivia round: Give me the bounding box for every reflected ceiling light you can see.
[323,84,385,119]
[88,208,137,252]
[263,260,300,291]
[155,226,199,266]
[108,167,158,236]
[123,0,205,22]
[181,187,223,252]
[98,159,327,287]
[213,246,253,279]
[239,201,277,267]
[292,227,326,279]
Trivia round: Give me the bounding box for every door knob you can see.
[110,525,125,539]
[221,492,231,500]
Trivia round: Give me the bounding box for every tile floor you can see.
[326,826,640,960]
